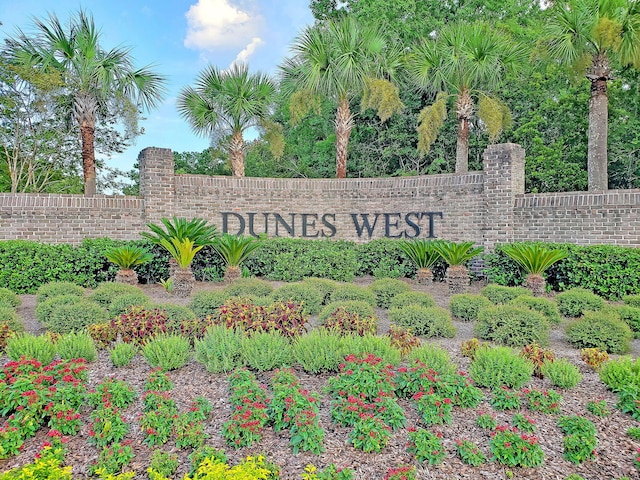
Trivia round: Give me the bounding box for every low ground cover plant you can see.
[367,278,411,308]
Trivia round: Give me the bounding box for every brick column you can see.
[482,143,525,251]
[138,147,176,226]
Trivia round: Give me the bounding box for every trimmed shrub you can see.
[240,331,293,372]
[0,306,23,332]
[36,294,83,325]
[109,341,138,367]
[318,301,376,323]
[6,333,57,364]
[56,332,98,362]
[407,344,457,376]
[450,294,492,322]
[510,295,562,324]
[300,277,338,304]
[389,305,456,338]
[189,290,229,319]
[566,310,633,354]
[0,287,20,308]
[89,283,144,308]
[470,346,534,389]
[341,334,402,366]
[108,292,150,316]
[142,334,192,371]
[540,358,582,389]
[475,305,550,347]
[194,325,244,373]
[556,288,604,317]
[367,278,411,308]
[329,284,377,306]
[322,307,377,336]
[389,291,436,310]
[609,305,640,337]
[47,300,110,334]
[269,283,324,315]
[36,281,85,303]
[623,294,640,308]
[223,278,274,298]
[293,329,345,373]
[481,284,530,304]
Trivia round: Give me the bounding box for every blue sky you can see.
[0,0,314,173]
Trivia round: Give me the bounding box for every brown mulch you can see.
[2,278,640,480]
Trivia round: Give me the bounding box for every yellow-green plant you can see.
[159,237,203,269]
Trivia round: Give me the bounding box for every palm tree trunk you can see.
[335,96,354,179]
[80,124,97,196]
[229,130,245,177]
[587,54,610,191]
[455,88,473,174]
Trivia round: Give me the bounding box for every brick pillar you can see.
[138,147,175,226]
[482,143,525,251]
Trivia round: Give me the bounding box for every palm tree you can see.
[434,241,484,294]
[6,10,167,196]
[280,16,403,178]
[399,239,443,284]
[177,63,275,177]
[407,22,525,173]
[105,245,153,286]
[213,234,262,283]
[545,0,640,191]
[501,243,567,296]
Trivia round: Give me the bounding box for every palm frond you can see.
[399,239,443,269]
[105,245,153,269]
[502,244,568,275]
[213,234,262,267]
[434,241,484,267]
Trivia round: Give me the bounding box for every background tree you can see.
[6,10,167,195]
[545,0,640,191]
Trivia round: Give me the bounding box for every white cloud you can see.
[184,0,263,51]
[232,37,264,66]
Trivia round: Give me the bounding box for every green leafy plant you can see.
[407,343,457,376]
[348,414,392,452]
[6,333,56,364]
[414,391,453,425]
[35,295,83,325]
[270,283,324,315]
[109,341,138,367]
[627,427,640,440]
[598,356,640,392]
[388,305,456,338]
[142,334,191,371]
[89,282,144,308]
[460,338,489,360]
[586,399,611,417]
[407,428,445,464]
[491,386,522,411]
[141,217,218,248]
[89,379,138,409]
[510,295,562,324]
[456,438,487,466]
[341,334,402,366]
[89,441,135,476]
[482,284,531,304]
[557,288,605,317]
[383,465,416,480]
[389,291,436,309]
[490,425,544,467]
[450,294,492,321]
[110,306,168,344]
[523,388,562,414]
[189,290,229,319]
[240,330,292,372]
[611,305,640,337]
[36,281,85,303]
[501,243,567,295]
[476,305,549,347]
[367,278,411,308]
[108,292,150,316]
[512,413,537,433]
[435,240,484,266]
[148,450,179,478]
[89,405,130,448]
[105,245,153,269]
[46,300,110,334]
[293,329,345,374]
[319,301,376,323]
[541,358,582,389]
[399,239,443,283]
[557,416,597,464]
[470,346,534,389]
[322,307,377,336]
[520,342,556,378]
[0,307,23,334]
[0,287,21,308]
[213,234,262,282]
[56,332,97,362]
[476,411,497,429]
[194,325,244,373]
[329,284,377,306]
[159,278,173,293]
[566,310,633,353]
[224,277,274,298]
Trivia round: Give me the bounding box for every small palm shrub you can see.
[105,245,153,285]
[109,341,138,367]
[475,305,549,347]
[450,294,492,322]
[35,294,83,324]
[540,359,582,389]
[269,283,324,315]
[623,294,640,308]
[189,290,229,319]
[566,310,633,354]
[341,334,402,366]
[609,305,640,337]
[108,292,151,316]
[318,301,376,323]
[6,333,57,364]
[300,278,337,304]
[434,241,484,294]
[388,305,456,338]
[89,283,144,308]
[322,307,377,336]
[556,288,604,317]
[470,346,534,389]
[47,300,110,334]
[501,243,567,296]
[399,239,442,283]
[293,329,345,373]
[213,234,262,283]
[0,287,21,308]
[407,344,457,376]
[240,331,292,372]
[224,278,274,298]
[0,306,23,332]
[56,332,98,362]
[36,281,85,303]
[389,291,436,309]
[481,285,530,305]
[194,325,244,373]
[367,278,411,308]
[509,296,561,324]
[142,334,192,371]
[329,284,377,306]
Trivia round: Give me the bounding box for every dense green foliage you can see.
[470,346,534,389]
[566,310,633,354]
[556,289,605,317]
[449,294,492,322]
[388,305,456,338]
[475,305,550,347]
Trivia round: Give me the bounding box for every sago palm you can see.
[545,0,640,191]
[407,22,525,173]
[501,243,568,296]
[213,234,262,283]
[177,63,275,177]
[435,241,484,294]
[280,16,403,178]
[399,239,443,284]
[6,10,166,196]
[105,245,153,286]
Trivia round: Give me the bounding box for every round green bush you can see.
[188,290,229,319]
[269,283,324,315]
[556,288,604,317]
[388,305,456,338]
[623,294,640,308]
[36,295,84,325]
[450,294,492,322]
[46,300,110,334]
[152,303,197,326]
[240,331,292,372]
[223,278,274,298]
[609,305,640,337]
[475,305,549,347]
[367,278,411,308]
[36,281,85,303]
[89,283,144,308]
[389,291,436,310]
[318,301,376,323]
[481,284,530,304]
[329,284,377,307]
[470,346,534,389]
[300,278,338,304]
[566,310,633,354]
[509,295,561,324]
[0,306,23,332]
[0,287,21,308]
[108,292,150,317]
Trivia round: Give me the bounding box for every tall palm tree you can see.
[280,17,403,178]
[545,0,640,191]
[177,63,275,177]
[6,10,167,196]
[407,22,525,173]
